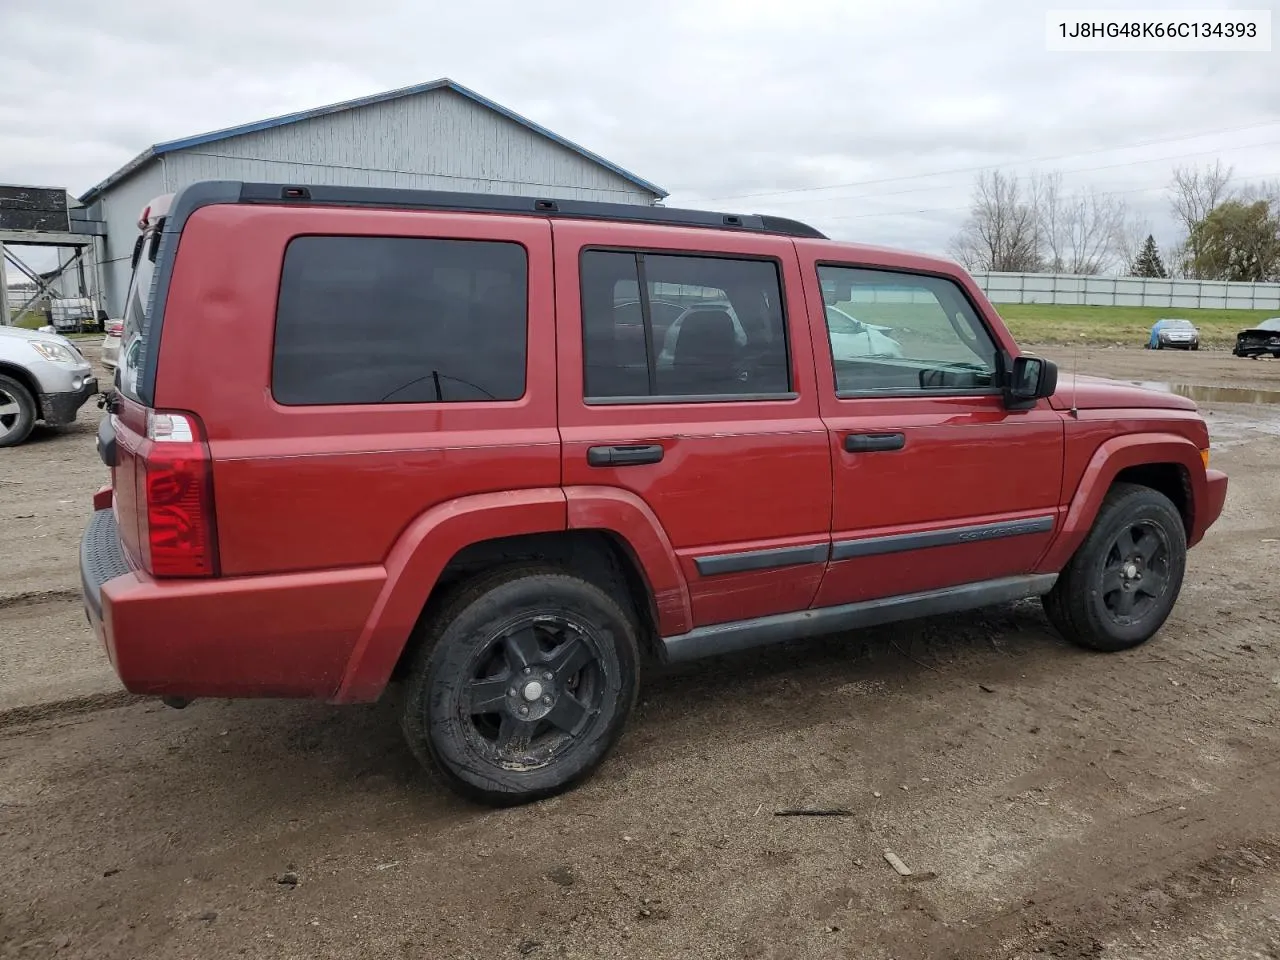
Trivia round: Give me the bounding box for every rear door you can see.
[799,253,1065,607]
[553,222,832,628]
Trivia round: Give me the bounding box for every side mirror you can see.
[1005,355,1058,410]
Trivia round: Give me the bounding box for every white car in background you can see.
[654,302,903,369]
[101,318,124,372]
[824,305,904,359]
[0,325,98,447]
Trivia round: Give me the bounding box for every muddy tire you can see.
[401,566,640,806]
[0,374,37,448]
[1043,483,1187,653]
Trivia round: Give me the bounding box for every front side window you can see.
[272,236,528,405]
[818,266,999,395]
[581,251,790,401]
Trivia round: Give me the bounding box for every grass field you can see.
[994,303,1276,347]
[8,300,1275,349]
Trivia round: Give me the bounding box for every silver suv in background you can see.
[0,326,98,447]
[100,317,123,372]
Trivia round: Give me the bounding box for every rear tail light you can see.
[105,319,124,336]
[140,410,219,578]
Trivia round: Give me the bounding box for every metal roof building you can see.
[80,78,667,315]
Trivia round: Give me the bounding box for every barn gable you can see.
[81,78,665,205]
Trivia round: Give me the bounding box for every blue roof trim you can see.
[80,78,667,204]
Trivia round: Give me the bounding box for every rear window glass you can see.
[115,228,160,399]
[272,236,528,405]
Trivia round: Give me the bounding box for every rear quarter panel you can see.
[152,204,561,577]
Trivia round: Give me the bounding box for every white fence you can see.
[972,272,1280,311]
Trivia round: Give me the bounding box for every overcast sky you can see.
[1,0,1276,262]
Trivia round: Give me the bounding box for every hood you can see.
[0,325,75,349]
[1048,375,1196,412]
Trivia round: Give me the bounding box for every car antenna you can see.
[1070,332,1084,419]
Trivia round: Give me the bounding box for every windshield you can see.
[1159,319,1193,328]
[1259,318,1280,332]
[116,226,161,399]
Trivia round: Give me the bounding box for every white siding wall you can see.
[973,271,1280,311]
[94,88,656,314]
[95,164,165,317]
[160,88,653,203]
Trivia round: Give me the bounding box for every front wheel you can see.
[1043,483,1187,652]
[401,566,640,806]
[0,374,37,448]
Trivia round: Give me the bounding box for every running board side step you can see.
[661,574,1058,663]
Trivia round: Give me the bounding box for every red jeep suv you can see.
[82,182,1228,805]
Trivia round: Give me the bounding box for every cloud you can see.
[1,0,1275,257]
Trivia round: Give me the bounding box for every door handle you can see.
[587,444,665,467]
[844,432,905,453]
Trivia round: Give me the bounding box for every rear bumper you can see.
[79,509,386,700]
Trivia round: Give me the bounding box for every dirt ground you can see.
[3,343,1280,960]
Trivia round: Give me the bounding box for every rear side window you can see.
[272,236,528,405]
[580,251,791,402]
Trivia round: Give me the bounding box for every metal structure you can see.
[972,271,1280,311]
[0,185,105,326]
[78,78,667,316]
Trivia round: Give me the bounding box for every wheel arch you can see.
[332,486,689,703]
[1039,433,1208,573]
[0,362,42,419]
[1112,462,1193,534]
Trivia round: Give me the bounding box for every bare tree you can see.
[1240,178,1280,206]
[1034,173,1129,274]
[948,170,1042,272]
[1164,238,1190,279]
[1170,161,1234,233]
[1112,213,1154,276]
[1169,162,1234,277]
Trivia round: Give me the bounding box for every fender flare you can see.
[1037,432,1205,572]
[333,489,567,703]
[332,486,692,703]
[563,485,693,638]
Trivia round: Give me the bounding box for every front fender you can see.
[1037,433,1206,573]
[332,489,567,703]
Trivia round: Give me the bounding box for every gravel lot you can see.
[2,343,1280,960]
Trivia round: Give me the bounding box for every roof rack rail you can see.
[231,182,827,239]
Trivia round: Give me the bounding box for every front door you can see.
[801,261,1065,607]
[552,221,833,628]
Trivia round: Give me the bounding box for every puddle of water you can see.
[1129,381,1280,405]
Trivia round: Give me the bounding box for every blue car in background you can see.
[1147,318,1200,350]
